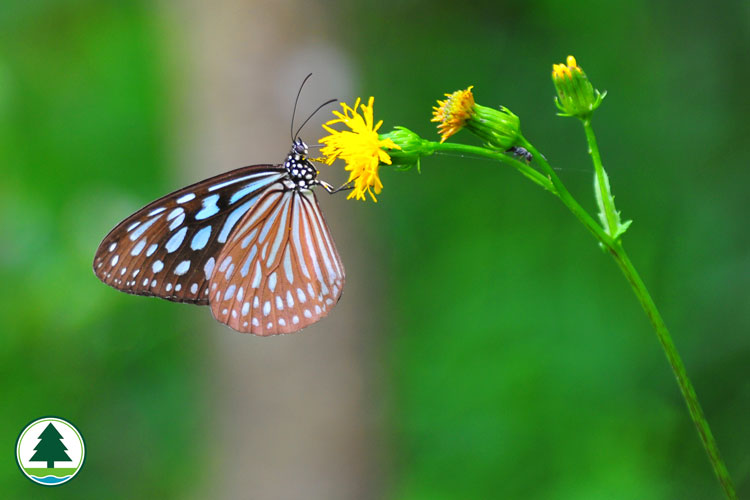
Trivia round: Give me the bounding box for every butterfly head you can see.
[285,138,317,189]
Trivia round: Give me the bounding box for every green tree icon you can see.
[29,423,71,468]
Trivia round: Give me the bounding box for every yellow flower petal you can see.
[552,55,582,80]
[320,97,399,202]
[431,86,475,142]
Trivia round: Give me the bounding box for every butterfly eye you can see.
[294,139,307,155]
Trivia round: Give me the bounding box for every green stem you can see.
[578,121,735,498]
[426,141,556,194]
[609,243,737,499]
[517,137,615,249]
[582,118,619,237]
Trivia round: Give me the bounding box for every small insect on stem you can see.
[507,146,533,163]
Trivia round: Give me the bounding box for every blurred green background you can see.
[1,0,748,499]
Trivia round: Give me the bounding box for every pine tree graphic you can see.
[29,423,72,468]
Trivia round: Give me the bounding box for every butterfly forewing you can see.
[208,179,345,335]
[93,165,286,304]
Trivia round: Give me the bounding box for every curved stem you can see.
[518,135,736,498]
[609,244,737,499]
[517,137,615,249]
[426,141,556,194]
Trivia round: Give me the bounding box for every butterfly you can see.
[93,77,347,336]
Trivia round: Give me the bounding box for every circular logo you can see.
[15,417,85,486]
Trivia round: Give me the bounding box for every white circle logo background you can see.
[16,417,85,486]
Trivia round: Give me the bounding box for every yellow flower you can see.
[432,85,521,151]
[552,55,581,80]
[431,86,475,142]
[320,97,399,202]
[552,55,605,118]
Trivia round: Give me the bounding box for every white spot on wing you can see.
[195,194,220,220]
[204,257,215,279]
[191,226,211,250]
[174,260,191,275]
[176,192,196,204]
[167,207,184,221]
[166,226,187,253]
[228,173,284,202]
[240,245,258,277]
[218,199,254,243]
[251,261,262,288]
[130,214,162,241]
[169,212,185,231]
[210,172,280,192]
[283,246,294,284]
[219,255,232,272]
[266,195,292,266]
[131,240,146,256]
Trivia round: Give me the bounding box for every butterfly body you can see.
[94,140,345,336]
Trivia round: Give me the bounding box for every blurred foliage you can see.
[0,1,208,498]
[336,0,750,498]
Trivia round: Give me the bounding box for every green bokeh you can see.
[0,2,208,498]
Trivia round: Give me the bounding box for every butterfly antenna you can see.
[294,98,337,140]
[291,73,314,142]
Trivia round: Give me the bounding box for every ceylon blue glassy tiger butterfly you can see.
[93,75,348,336]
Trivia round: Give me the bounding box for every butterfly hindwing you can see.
[93,165,286,304]
[207,179,345,335]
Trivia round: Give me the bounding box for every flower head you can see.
[432,86,521,151]
[432,86,475,142]
[552,55,605,118]
[380,126,429,170]
[320,97,399,202]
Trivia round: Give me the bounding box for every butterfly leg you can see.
[317,179,355,194]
